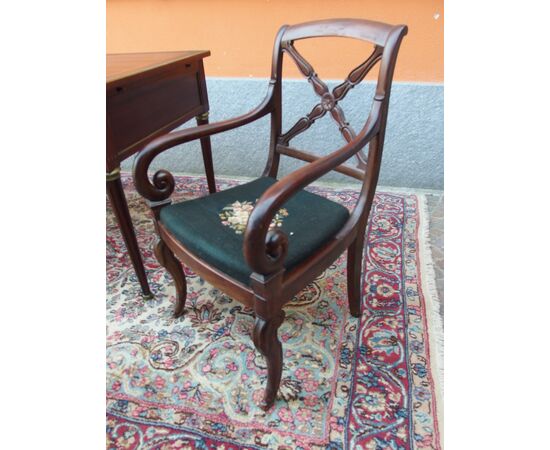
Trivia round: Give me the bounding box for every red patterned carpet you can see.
[106,174,443,449]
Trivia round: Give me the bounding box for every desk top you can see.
[106,50,210,85]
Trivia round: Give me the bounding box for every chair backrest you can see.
[263,19,408,181]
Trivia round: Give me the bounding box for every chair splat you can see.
[278,42,383,170]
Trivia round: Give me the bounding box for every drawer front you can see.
[107,61,205,162]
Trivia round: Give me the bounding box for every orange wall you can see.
[107,0,443,82]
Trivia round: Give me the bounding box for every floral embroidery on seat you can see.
[219,200,288,234]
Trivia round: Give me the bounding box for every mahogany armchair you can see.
[133,19,407,410]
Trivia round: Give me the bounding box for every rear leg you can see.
[347,234,365,318]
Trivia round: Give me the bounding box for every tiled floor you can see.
[426,193,444,323]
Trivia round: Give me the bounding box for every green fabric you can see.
[159,177,350,285]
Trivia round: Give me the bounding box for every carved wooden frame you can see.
[133,18,408,410]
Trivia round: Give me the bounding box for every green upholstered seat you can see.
[159,177,350,285]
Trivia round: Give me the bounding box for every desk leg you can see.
[107,168,153,299]
[196,112,216,194]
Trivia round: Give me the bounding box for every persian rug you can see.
[106,174,443,450]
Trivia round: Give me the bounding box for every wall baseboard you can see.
[122,78,443,190]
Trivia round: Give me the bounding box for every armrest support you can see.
[243,99,382,275]
[133,84,275,202]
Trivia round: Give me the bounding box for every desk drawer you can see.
[107,60,205,161]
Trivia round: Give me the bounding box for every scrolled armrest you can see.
[133,85,275,202]
[243,100,382,275]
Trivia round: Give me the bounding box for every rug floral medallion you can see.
[107,174,442,450]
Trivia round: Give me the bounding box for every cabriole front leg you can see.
[250,270,286,410]
[154,239,187,318]
[253,310,285,410]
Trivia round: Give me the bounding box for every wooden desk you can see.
[107,51,216,298]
